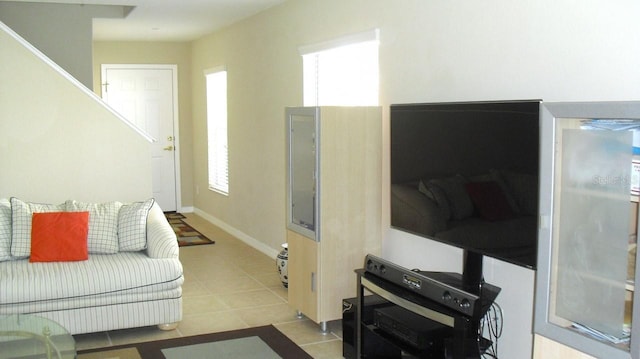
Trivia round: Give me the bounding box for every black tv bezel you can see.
[389,99,541,270]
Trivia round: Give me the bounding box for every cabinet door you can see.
[535,101,640,359]
[552,127,630,337]
[287,229,319,322]
[286,107,318,240]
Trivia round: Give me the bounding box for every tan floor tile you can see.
[201,275,265,294]
[232,303,303,327]
[108,325,180,346]
[217,288,286,309]
[274,319,339,346]
[186,265,243,284]
[239,260,279,276]
[178,311,248,337]
[77,348,141,359]
[252,271,285,288]
[301,339,344,359]
[180,274,212,297]
[271,285,289,301]
[182,294,230,315]
[73,331,111,351]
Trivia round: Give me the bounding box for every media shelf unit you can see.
[354,266,500,358]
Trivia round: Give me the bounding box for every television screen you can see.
[390,100,540,269]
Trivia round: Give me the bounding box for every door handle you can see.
[163,145,174,151]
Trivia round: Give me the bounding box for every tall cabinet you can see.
[285,106,382,330]
[534,101,640,359]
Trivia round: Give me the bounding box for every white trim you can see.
[0,21,154,143]
[179,206,195,213]
[298,28,380,55]
[193,207,280,259]
[203,65,226,75]
[101,64,182,211]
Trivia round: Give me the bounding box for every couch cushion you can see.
[0,252,183,310]
[118,198,155,251]
[10,198,65,258]
[66,200,122,254]
[30,212,89,263]
[0,199,11,262]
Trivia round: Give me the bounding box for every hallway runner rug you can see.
[76,325,312,359]
[164,212,215,247]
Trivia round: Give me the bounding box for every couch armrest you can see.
[146,203,179,259]
[391,183,447,235]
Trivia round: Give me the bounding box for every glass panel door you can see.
[550,118,637,350]
[286,107,319,240]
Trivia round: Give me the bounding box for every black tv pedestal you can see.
[354,268,500,359]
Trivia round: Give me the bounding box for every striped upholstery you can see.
[0,252,183,306]
[33,298,182,335]
[0,202,184,334]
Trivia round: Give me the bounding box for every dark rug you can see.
[77,325,312,359]
[165,212,215,247]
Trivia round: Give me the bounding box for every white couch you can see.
[0,197,184,335]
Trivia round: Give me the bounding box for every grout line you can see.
[300,335,342,346]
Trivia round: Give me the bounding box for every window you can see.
[301,29,379,106]
[205,68,228,194]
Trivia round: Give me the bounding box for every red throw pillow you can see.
[30,211,89,262]
[465,181,516,221]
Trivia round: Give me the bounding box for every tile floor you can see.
[74,213,345,358]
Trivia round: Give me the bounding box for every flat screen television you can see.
[390,100,540,270]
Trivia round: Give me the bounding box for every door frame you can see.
[100,64,182,211]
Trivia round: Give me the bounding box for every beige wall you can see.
[92,42,194,208]
[0,2,127,88]
[188,1,640,358]
[0,24,152,204]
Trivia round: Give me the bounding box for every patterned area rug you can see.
[165,212,215,247]
[77,325,311,359]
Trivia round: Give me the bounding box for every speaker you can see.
[342,296,400,359]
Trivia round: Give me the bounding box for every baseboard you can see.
[179,206,195,213]
[192,207,280,259]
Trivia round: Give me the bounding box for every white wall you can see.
[189,1,640,357]
[0,24,153,204]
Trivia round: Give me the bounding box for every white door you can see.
[101,65,179,212]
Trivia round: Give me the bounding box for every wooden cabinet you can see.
[534,101,640,359]
[285,106,382,329]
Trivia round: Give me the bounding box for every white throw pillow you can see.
[10,197,65,258]
[0,199,11,261]
[66,200,123,254]
[118,198,155,251]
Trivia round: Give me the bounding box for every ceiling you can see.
[2,0,286,41]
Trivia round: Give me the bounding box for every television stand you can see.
[355,255,500,358]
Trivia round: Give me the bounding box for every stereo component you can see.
[364,254,499,318]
